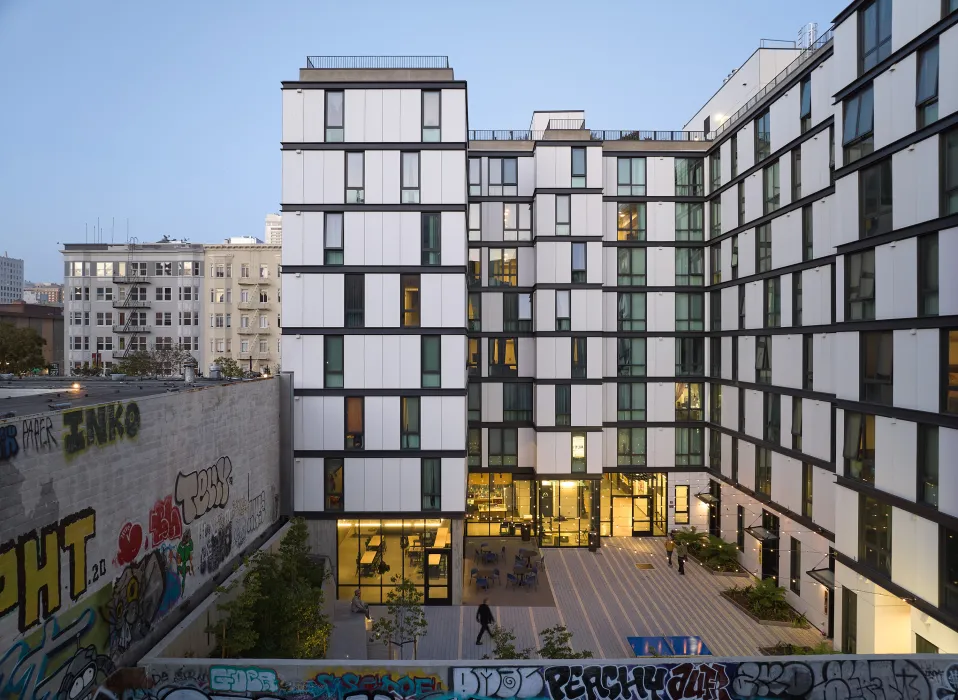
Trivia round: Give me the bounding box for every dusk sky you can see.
[0,0,839,281]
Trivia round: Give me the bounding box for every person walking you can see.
[476,598,494,645]
[676,541,688,575]
[665,535,675,567]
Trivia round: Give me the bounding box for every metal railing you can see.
[112,274,150,285]
[469,130,535,141]
[112,299,150,309]
[712,28,834,138]
[547,119,585,130]
[305,56,449,70]
[469,129,710,142]
[113,324,150,333]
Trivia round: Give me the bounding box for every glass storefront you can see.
[466,472,535,536]
[538,479,599,547]
[336,518,452,604]
[600,473,668,537]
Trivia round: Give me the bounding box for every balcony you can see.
[238,277,259,285]
[306,56,449,69]
[237,327,259,335]
[113,324,151,334]
[111,349,144,360]
[112,299,150,309]
[238,301,270,311]
[238,352,271,361]
[112,274,150,285]
[467,129,711,142]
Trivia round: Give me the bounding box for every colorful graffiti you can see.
[304,671,444,700]
[175,457,232,525]
[114,524,143,568]
[1,424,20,461]
[149,498,183,549]
[209,666,279,693]
[63,402,141,456]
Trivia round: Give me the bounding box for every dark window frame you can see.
[802,205,814,262]
[765,276,781,328]
[764,392,781,444]
[503,292,533,332]
[617,247,646,286]
[618,157,647,196]
[675,382,704,421]
[859,0,892,74]
[571,337,588,378]
[754,110,771,162]
[847,249,876,321]
[324,458,344,511]
[943,128,958,216]
[756,223,772,272]
[400,396,421,449]
[503,382,533,422]
[945,329,958,414]
[422,90,442,142]
[345,151,365,203]
[803,334,814,390]
[763,161,780,215]
[555,289,571,330]
[730,133,739,178]
[860,158,893,238]
[617,338,646,377]
[756,335,772,384]
[324,212,344,265]
[401,151,421,204]
[755,446,772,496]
[675,292,704,331]
[421,335,441,388]
[489,248,518,287]
[916,41,940,128]
[675,247,705,286]
[617,427,647,466]
[675,158,705,196]
[617,203,646,241]
[571,147,587,188]
[844,412,876,484]
[792,271,802,326]
[571,242,587,282]
[860,331,893,405]
[488,427,518,467]
[325,90,344,142]
[675,337,705,377]
[859,493,892,577]
[918,423,939,508]
[617,382,647,421]
[344,274,364,328]
[802,462,814,518]
[918,233,939,317]
[792,148,802,201]
[468,292,481,331]
[571,432,587,472]
[488,337,518,377]
[401,274,421,328]
[468,157,481,197]
[674,485,690,525]
[790,537,802,595]
[675,203,704,241]
[422,458,441,511]
[843,85,875,163]
[736,504,745,551]
[675,427,704,466]
[555,384,572,426]
[324,335,344,388]
[800,76,812,133]
[618,292,647,331]
[345,396,364,450]
[421,212,441,265]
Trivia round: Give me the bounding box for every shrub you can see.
[672,527,707,555]
[697,536,742,572]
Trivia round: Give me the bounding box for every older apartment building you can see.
[280,0,958,653]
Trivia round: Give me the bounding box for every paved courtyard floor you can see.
[381,537,826,660]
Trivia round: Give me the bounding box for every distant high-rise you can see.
[0,254,24,304]
[265,213,282,246]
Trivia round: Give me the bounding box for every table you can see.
[367,536,382,550]
[428,553,442,566]
[360,551,378,565]
[433,528,450,549]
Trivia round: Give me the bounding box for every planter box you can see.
[688,553,752,578]
[720,591,806,628]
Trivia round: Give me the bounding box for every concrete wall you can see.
[0,379,282,700]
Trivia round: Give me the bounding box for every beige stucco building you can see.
[203,242,282,374]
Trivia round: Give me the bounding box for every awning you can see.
[807,566,835,589]
[695,492,719,505]
[745,525,779,541]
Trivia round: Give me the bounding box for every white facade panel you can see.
[892,137,939,229]
[441,89,466,142]
[303,89,325,142]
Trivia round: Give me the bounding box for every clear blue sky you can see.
[0,0,840,282]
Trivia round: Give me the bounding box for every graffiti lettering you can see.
[175,457,232,525]
[210,667,279,693]
[21,416,58,454]
[0,508,96,633]
[149,497,183,548]
[247,492,267,535]
[306,672,443,700]
[454,667,544,699]
[63,402,140,456]
[1,424,20,460]
[198,518,231,577]
[115,523,143,568]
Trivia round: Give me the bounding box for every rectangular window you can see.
[790,538,802,595]
[489,248,518,287]
[555,384,572,426]
[571,243,587,282]
[422,459,441,511]
[802,463,814,518]
[324,459,344,511]
[731,234,739,279]
[617,203,646,241]
[765,276,781,327]
[617,383,646,420]
[467,338,480,376]
[675,382,704,420]
[571,337,587,378]
[710,288,722,332]
[944,525,958,615]
[346,152,364,203]
[756,447,772,496]
[756,223,772,272]
[344,274,364,328]
[617,292,646,331]
[325,91,344,142]
[945,128,958,215]
[842,588,858,654]
[675,203,704,241]
[860,158,892,238]
[946,329,958,413]
[676,338,705,376]
[674,486,690,525]
[710,200,722,239]
[401,152,420,203]
[617,338,646,377]
[710,337,722,375]
[917,42,939,128]
[861,331,893,405]
[489,337,518,376]
[730,134,739,177]
[503,383,533,421]
[802,206,814,261]
[503,293,532,332]
[847,249,876,320]
[710,384,722,424]
[800,77,812,133]
[738,182,746,226]
[764,393,781,443]
[468,383,481,422]
[618,157,647,195]
[844,85,875,163]
[736,505,745,550]
[468,202,481,242]
[421,213,441,265]
[803,334,814,390]
[617,428,646,466]
[324,212,344,265]
[555,290,571,330]
[402,274,420,327]
[468,427,481,466]
[710,152,721,191]
[422,90,441,141]
[675,292,704,331]
[571,432,587,472]
[401,397,420,449]
[489,158,518,196]
[756,335,772,384]
[860,494,892,576]
[468,157,481,196]
[675,247,704,286]
[468,292,481,331]
[421,336,441,388]
[675,159,704,196]
[617,248,646,286]
[731,437,740,482]
[918,424,939,508]
[844,412,876,483]
[792,149,802,200]
[916,635,939,654]
[488,428,518,467]
[763,162,780,214]
[793,272,802,326]
[468,249,481,287]
[754,111,771,162]
[792,396,803,451]
[919,233,939,316]
[860,0,892,72]
[345,397,364,450]
[710,245,721,285]
[556,196,571,236]
[571,148,586,188]
[675,428,704,466]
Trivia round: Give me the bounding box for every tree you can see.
[208,518,332,658]
[484,626,532,660]
[114,350,154,376]
[214,356,244,378]
[0,323,46,375]
[114,345,195,377]
[371,575,428,660]
[537,625,594,659]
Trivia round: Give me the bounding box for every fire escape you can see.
[238,267,271,371]
[112,240,151,359]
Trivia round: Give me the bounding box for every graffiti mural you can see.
[20,416,58,455]
[209,666,279,693]
[149,498,183,549]
[198,516,232,577]
[1,424,20,461]
[303,671,444,700]
[114,524,143,568]
[63,402,141,456]
[175,457,232,525]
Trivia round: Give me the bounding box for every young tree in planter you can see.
[484,626,532,660]
[372,576,428,660]
[537,625,594,659]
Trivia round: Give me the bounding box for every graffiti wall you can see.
[0,379,281,700]
[121,658,958,700]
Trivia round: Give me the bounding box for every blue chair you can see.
[525,572,538,589]
[493,568,502,585]
[477,576,490,590]
[506,573,519,589]
[470,567,479,581]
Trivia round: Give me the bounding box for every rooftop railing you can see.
[547,119,586,130]
[468,130,711,142]
[305,56,450,70]
[711,28,834,138]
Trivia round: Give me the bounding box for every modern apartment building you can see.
[280,0,958,653]
[266,213,283,245]
[61,241,205,372]
[202,241,283,374]
[0,254,25,304]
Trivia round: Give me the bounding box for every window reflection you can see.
[466,473,535,536]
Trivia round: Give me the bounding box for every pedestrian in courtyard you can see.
[676,541,688,575]
[665,534,675,567]
[476,598,494,645]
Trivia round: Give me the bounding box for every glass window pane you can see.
[325,214,343,246]
[556,290,570,317]
[503,159,518,184]
[347,153,364,187]
[632,159,646,186]
[402,153,419,187]
[423,91,440,127]
[572,244,586,270]
[617,158,630,184]
[326,92,344,127]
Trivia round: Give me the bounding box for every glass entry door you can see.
[632,496,652,535]
[612,497,633,537]
[424,549,450,605]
